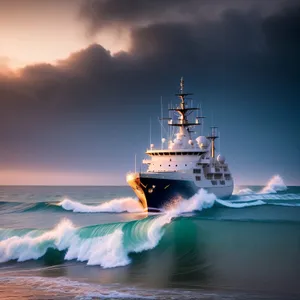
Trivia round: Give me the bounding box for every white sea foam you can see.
[0,219,76,263]
[0,189,218,268]
[259,175,287,194]
[0,210,176,268]
[233,175,294,203]
[0,219,134,268]
[59,197,144,213]
[235,175,287,196]
[65,229,130,268]
[0,181,298,268]
[168,188,216,215]
[236,188,255,195]
[221,175,300,207]
[217,199,266,208]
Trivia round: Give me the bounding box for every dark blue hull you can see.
[127,174,198,211]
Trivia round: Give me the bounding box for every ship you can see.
[127,78,234,211]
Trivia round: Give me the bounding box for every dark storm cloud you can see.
[1,0,300,183]
[79,0,293,33]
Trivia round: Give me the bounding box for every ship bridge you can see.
[146,149,207,156]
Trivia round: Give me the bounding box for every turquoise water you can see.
[0,178,300,299]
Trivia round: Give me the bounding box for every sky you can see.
[0,0,299,185]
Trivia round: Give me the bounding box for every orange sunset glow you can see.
[0,1,129,70]
[0,0,299,186]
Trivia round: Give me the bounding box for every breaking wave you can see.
[1,174,299,216]
[225,175,300,208]
[260,175,287,194]
[236,175,287,196]
[58,197,144,213]
[0,197,145,214]
[0,185,299,268]
[0,189,215,267]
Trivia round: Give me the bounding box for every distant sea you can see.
[0,176,299,299]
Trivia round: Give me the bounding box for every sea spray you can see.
[0,189,217,267]
[218,175,300,207]
[217,199,265,208]
[59,197,144,213]
[236,188,255,196]
[260,175,287,194]
[235,175,287,197]
[0,219,76,263]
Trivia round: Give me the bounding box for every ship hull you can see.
[127,173,233,211]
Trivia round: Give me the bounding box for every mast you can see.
[168,77,201,129]
[207,126,218,159]
[197,103,205,135]
[158,77,205,149]
[160,96,163,149]
[149,117,152,149]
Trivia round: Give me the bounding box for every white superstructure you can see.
[127,78,233,211]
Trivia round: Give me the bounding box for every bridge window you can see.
[225,174,231,180]
[193,169,201,174]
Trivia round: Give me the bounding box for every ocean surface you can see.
[0,175,299,299]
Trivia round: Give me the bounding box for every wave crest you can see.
[260,175,287,194]
[0,214,172,268]
[58,197,144,213]
[0,189,218,267]
[235,175,288,197]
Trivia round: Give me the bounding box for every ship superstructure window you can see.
[211,180,217,185]
[225,174,231,180]
[193,169,201,174]
[148,151,204,156]
[196,176,201,181]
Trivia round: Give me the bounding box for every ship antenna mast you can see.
[160,96,163,149]
[207,126,219,159]
[180,76,184,94]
